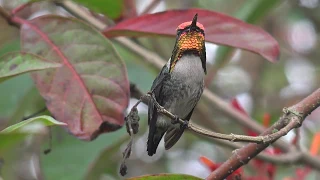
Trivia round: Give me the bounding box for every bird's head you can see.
[175,14,205,53]
[170,14,206,73]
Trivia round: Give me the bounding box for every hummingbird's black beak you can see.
[190,14,198,30]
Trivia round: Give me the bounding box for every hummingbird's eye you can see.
[177,29,183,36]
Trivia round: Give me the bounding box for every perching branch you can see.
[125,91,303,144]
[208,88,320,179]
[148,93,303,144]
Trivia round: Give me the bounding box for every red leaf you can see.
[230,98,258,136]
[291,135,298,146]
[310,132,320,155]
[230,98,248,116]
[263,113,271,127]
[199,156,242,180]
[199,156,218,171]
[103,9,280,62]
[18,15,130,140]
[266,163,277,179]
[296,167,311,179]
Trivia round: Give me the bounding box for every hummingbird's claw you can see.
[180,121,189,130]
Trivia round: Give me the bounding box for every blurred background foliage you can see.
[0,0,320,179]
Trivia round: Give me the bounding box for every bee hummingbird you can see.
[147,14,206,156]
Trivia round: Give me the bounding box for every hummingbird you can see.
[147,14,206,156]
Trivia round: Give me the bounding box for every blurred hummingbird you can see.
[147,14,206,156]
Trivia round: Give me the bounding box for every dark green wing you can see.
[147,64,169,156]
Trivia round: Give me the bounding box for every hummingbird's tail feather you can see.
[147,130,165,156]
[164,126,184,150]
[147,102,166,156]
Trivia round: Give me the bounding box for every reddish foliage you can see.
[230,98,258,136]
[230,98,247,116]
[200,156,242,180]
[104,9,280,62]
[16,15,130,140]
[310,132,320,155]
[199,156,219,170]
[282,132,320,179]
[291,133,299,146]
[263,113,271,128]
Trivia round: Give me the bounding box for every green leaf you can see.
[41,128,126,180]
[127,174,202,180]
[0,133,29,150]
[74,0,123,19]
[1,115,66,133]
[0,12,19,55]
[0,115,66,152]
[0,115,65,180]
[84,118,148,179]
[0,39,20,57]
[85,135,128,179]
[0,74,34,117]
[0,52,61,83]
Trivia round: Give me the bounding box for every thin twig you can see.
[43,127,52,154]
[188,123,268,143]
[130,83,144,99]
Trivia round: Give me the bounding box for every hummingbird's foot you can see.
[180,121,189,130]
